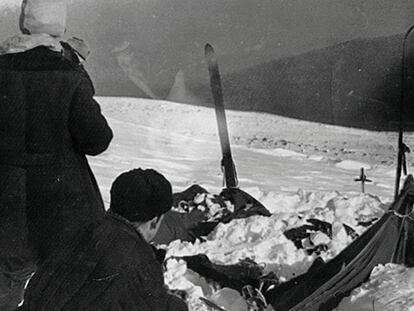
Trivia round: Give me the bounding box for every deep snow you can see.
[89,97,414,311]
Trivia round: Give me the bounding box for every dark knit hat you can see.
[110,168,173,222]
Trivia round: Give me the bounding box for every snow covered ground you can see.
[90,97,414,311]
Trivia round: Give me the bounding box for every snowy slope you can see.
[90,97,414,311]
[91,97,404,202]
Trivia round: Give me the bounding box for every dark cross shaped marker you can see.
[354,167,372,193]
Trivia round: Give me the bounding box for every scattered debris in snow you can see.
[163,189,390,310]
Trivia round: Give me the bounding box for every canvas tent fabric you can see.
[265,174,414,311]
[180,254,265,292]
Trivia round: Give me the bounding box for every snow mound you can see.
[254,148,307,158]
[308,155,325,161]
[335,160,372,171]
[336,264,414,311]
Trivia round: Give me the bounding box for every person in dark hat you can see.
[0,1,112,310]
[19,168,189,311]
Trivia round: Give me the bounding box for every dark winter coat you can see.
[0,46,113,266]
[20,212,189,311]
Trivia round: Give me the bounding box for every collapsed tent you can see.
[175,175,414,310]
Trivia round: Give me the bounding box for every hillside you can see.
[211,34,409,130]
[92,32,413,131]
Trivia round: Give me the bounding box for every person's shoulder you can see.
[90,215,161,281]
[100,214,154,259]
[0,47,81,72]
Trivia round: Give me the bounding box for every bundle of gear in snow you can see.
[153,184,271,245]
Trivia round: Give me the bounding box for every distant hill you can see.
[190,34,414,130]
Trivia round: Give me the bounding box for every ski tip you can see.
[204,43,215,55]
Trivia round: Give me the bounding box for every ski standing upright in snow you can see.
[205,43,238,189]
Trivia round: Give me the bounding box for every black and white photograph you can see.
[0,0,414,310]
